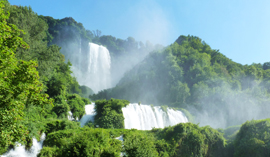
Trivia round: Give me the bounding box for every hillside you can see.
[40,15,162,87]
[92,35,270,128]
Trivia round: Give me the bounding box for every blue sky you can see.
[8,0,270,65]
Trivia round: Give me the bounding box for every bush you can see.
[94,99,130,129]
[234,119,270,157]
[123,130,159,157]
[52,103,70,118]
[67,94,86,119]
[152,123,226,157]
[44,119,80,135]
[42,128,122,157]
[38,147,58,157]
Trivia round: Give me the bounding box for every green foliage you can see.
[94,99,130,129]
[45,61,76,98]
[84,121,95,128]
[79,85,94,99]
[0,3,87,154]
[22,104,56,141]
[123,130,159,157]
[44,119,80,135]
[150,104,155,112]
[0,1,52,153]
[234,119,270,157]
[160,105,168,113]
[42,128,122,157]
[223,125,240,140]
[178,108,194,123]
[64,94,86,119]
[92,35,270,128]
[4,2,83,101]
[38,147,59,157]
[4,3,64,83]
[4,2,270,156]
[52,103,69,118]
[154,139,170,157]
[81,97,91,104]
[152,123,226,157]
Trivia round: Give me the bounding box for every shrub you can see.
[94,99,129,129]
[44,119,80,135]
[234,119,270,157]
[67,94,86,119]
[123,130,159,157]
[43,128,122,157]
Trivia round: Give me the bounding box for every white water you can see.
[1,133,46,157]
[68,111,74,121]
[80,103,188,130]
[122,103,188,130]
[71,42,111,93]
[2,103,187,156]
[79,103,96,127]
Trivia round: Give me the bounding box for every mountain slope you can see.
[92,35,270,128]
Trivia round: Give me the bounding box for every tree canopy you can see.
[0,1,52,153]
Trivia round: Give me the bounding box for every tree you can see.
[0,1,51,153]
[263,62,270,70]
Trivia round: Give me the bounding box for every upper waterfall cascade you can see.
[80,103,188,130]
[71,43,111,93]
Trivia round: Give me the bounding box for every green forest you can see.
[92,35,270,128]
[1,0,270,156]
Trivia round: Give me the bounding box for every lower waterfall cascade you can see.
[80,103,188,130]
[2,103,188,156]
[79,103,96,127]
[122,103,188,130]
[1,133,46,157]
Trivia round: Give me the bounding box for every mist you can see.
[47,17,163,93]
[188,81,270,129]
[128,0,173,45]
[46,14,270,131]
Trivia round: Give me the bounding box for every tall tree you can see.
[0,1,51,153]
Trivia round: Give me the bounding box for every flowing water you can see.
[80,103,188,130]
[79,103,96,127]
[2,103,188,156]
[1,133,46,157]
[122,103,188,130]
[71,43,111,93]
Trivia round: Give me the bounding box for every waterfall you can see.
[122,103,188,130]
[80,103,188,130]
[1,133,46,157]
[79,103,96,127]
[88,43,111,92]
[71,43,111,93]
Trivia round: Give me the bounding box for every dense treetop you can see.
[0,0,52,153]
